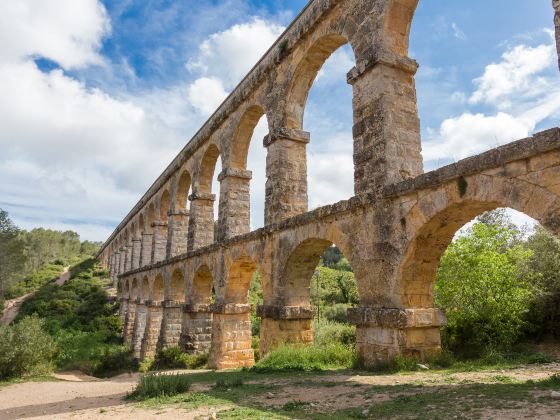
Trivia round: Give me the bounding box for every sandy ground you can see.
[0,267,70,326]
[0,364,559,419]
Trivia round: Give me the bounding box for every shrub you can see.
[128,373,191,400]
[253,342,355,372]
[149,346,208,371]
[213,377,243,389]
[313,319,355,346]
[0,315,56,379]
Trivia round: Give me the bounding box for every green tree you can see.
[435,221,534,356]
[0,209,27,297]
[524,225,560,339]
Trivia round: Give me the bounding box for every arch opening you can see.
[169,268,185,302]
[152,274,164,302]
[191,265,214,305]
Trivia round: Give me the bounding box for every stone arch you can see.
[230,105,267,170]
[382,0,419,56]
[146,203,155,233]
[191,264,213,305]
[225,257,257,303]
[197,143,221,194]
[168,268,185,302]
[141,276,150,300]
[159,190,171,222]
[152,273,164,302]
[129,278,137,300]
[285,34,353,130]
[176,170,192,211]
[138,213,144,237]
[398,175,560,309]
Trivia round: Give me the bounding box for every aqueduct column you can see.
[348,53,423,194]
[124,243,133,272]
[118,247,126,274]
[258,306,314,355]
[151,221,169,263]
[264,128,310,224]
[187,191,216,251]
[140,300,164,359]
[208,303,254,369]
[131,298,148,358]
[157,300,184,350]
[140,231,153,267]
[180,304,213,354]
[123,298,137,345]
[131,235,142,270]
[217,168,252,240]
[166,210,190,258]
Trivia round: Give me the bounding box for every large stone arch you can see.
[230,105,268,170]
[398,173,560,309]
[151,273,165,302]
[285,33,352,131]
[197,143,221,194]
[191,264,214,305]
[381,0,419,56]
[168,268,185,302]
[159,189,171,222]
[175,170,192,211]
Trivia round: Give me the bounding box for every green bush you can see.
[149,346,208,371]
[313,319,355,346]
[6,262,65,299]
[128,373,191,400]
[253,342,355,372]
[0,316,56,379]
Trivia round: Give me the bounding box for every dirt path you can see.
[0,267,70,326]
[0,364,558,419]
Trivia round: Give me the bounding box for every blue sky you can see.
[0,0,558,241]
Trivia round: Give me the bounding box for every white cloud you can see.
[0,0,110,69]
[424,36,560,164]
[451,23,466,41]
[470,43,556,108]
[187,77,228,116]
[186,18,285,89]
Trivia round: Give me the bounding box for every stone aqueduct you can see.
[97,0,560,369]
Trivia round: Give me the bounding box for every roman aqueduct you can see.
[97,0,560,369]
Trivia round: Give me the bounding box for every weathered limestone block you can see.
[131,301,147,358]
[166,210,189,258]
[140,301,164,359]
[258,305,315,355]
[264,128,309,224]
[187,192,216,251]
[151,221,169,263]
[348,307,447,364]
[119,298,128,324]
[208,304,254,369]
[349,54,423,194]
[124,244,133,272]
[180,303,213,354]
[157,300,184,350]
[119,247,126,274]
[217,168,252,241]
[131,237,142,270]
[123,300,137,345]
[140,232,153,267]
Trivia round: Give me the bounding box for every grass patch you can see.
[213,377,244,390]
[253,342,355,372]
[127,373,191,400]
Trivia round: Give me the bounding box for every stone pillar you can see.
[123,300,137,345]
[131,300,148,358]
[140,301,164,359]
[131,237,142,270]
[151,221,168,263]
[208,303,254,370]
[166,210,190,258]
[264,128,309,225]
[179,304,213,354]
[554,0,560,70]
[257,305,315,356]
[109,253,117,283]
[140,232,153,267]
[157,300,184,350]
[348,307,446,365]
[119,298,128,324]
[124,244,133,272]
[187,191,216,251]
[119,247,126,274]
[347,52,423,194]
[217,168,252,241]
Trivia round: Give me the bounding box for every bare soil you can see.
[0,364,558,419]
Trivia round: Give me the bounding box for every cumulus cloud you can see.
[0,0,110,69]
[424,36,560,164]
[186,18,285,89]
[187,77,228,116]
